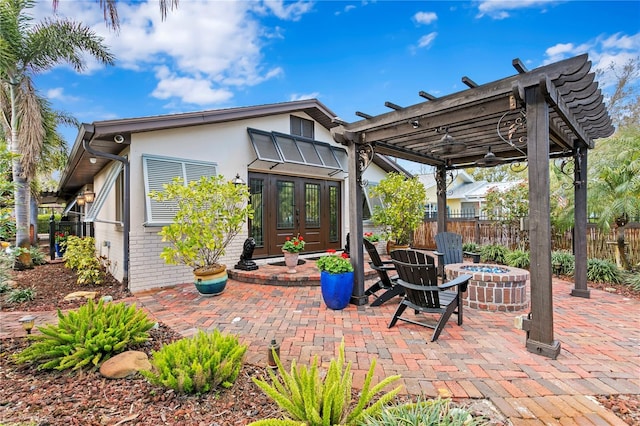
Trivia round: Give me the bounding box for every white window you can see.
[363,183,383,221]
[142,155,217,226]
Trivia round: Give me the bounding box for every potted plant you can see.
[316,250,354,310]
[364,232,381,243]
[370,172,426,253]
[282,234,305,274]
[54,232,67,258]
[149,175,253,296]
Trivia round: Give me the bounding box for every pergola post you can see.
[524,84,561,359]
[436,166,447,233]
[347,137,368,306]
[572,144,590,298]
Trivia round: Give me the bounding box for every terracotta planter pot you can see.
[386,241,409,254]
[193,264,227,296]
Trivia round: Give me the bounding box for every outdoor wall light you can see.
[18,315,36,335]
[232,173,246,186]
[76,195,86,206]
[83,191,95,204]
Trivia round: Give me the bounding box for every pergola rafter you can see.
[333,54,614,359]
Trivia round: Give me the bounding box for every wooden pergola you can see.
[332,54,614,359]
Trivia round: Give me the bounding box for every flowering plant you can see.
[55,232,67,245]
[316,250,354,274]
[364,232,381,242]
[282,235,305,253]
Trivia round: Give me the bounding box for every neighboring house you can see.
[57,99,406,293]
[418,170,523,218]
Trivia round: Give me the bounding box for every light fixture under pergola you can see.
[474,147,505,167]
[430,128,466,155]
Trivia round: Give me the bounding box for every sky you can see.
[32,0,640,170]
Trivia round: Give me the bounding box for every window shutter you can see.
[85,161,124,222]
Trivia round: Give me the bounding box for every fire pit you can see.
[445,263,529,312]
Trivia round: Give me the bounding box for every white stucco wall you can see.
[90,111,391,293]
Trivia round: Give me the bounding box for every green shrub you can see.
[363,397,490,425]
[505,249,530,269]
[0,280,11,293]
[63,236,105,285]
[0,250,12,288]
[623,271,640,291]
[142,329,247,394]
[14,299,154,371]
[462,242,479,253]
[29,246,46,266]
[587,258,622,284]
[479,244,508,264]
[6,287,35,303]
[250,340,402,426]
[551,250,575,276]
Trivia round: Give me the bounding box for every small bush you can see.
[14,299,155,371]
[0,250,12,289]
[6,287,35,303]
[479,244,508,264]
[29,246,47,266]
[551,250,575,276]
[64,236,105,285]
[250,340,402,426]
[143,329,247,394]
[462,242,479,253]
[623,271,640,291]
[505,249,530,269]
[587,258,622,284]
[363,397,491,425]
[0,280,11,293]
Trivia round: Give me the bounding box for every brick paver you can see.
[1,259,638,425]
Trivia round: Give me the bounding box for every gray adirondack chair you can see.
[363,239,403,306]
[434,232,480,279]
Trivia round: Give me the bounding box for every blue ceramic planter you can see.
[320,271,353,310]
[194,267,228,296]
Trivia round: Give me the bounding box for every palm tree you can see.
[0,0,114,265]
[53,0,179,31]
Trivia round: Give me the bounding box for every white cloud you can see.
[417,32,438,49]
[289,92,320,101]
[46,88,79,103]
[414,11,437,25]
[476,0,559,19]
[36,0,311,107]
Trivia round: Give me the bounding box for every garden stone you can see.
[63,291,97,301]
[99,351,151,379]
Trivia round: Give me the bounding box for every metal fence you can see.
[48,219,93,260]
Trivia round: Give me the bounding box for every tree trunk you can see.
[616,225,630,271]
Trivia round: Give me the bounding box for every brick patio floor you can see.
[2,258,638,425]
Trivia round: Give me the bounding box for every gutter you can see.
[81,124,130,289]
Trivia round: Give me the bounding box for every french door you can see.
[249,172,342,257]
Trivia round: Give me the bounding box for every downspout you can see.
[81,126,130,289]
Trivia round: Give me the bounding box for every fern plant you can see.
[142,329,247,394]
[623,271,640,291]
[250,340,402,426]
[479,244,508,264]
[14,299,154,371]
[505,249,530,269]
[587,258,622,284]
[63,236,105,285]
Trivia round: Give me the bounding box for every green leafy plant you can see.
[282,234,305,253]
[250,340,402,426]
[149,175,253,273]
[0,249,13,289]
[551,250,575,276]
[316,250,354,274]
[14,299,155,371]
[6,287,35,303]
[462,242,479,253]
[505,249,530,269]
[63,236,105,285]
[364,232,381,242]
[29,246,46,266]
[142,329,247,394]
[370,173,426,246]
[623,271,640,291]
[587,258,622,284]
[363,397,490,425]
[480,244,508,264]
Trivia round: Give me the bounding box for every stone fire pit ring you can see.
[445,263,530,312]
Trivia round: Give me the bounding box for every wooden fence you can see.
[413,219,639,267]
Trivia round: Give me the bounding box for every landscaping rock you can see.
[63,291,97,301]
[99,351,152,379]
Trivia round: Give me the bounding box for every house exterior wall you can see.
[88,111,387,293]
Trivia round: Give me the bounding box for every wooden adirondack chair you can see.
[434,232,480,279]
[363,239,403,306]
[388,249,471,342]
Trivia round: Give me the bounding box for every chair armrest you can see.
[440,274,472,291]
[464,251,481,263]
[433,250,443,257]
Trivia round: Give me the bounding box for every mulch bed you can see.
[1,261,638,425]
